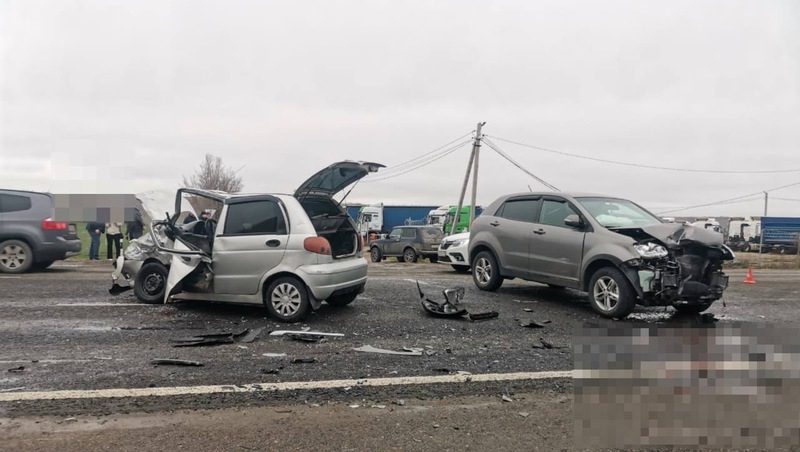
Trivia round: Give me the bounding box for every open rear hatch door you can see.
[294,161,385,199]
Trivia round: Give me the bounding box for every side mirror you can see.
[564,214,583,229]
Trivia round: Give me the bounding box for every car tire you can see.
[32,260,56,270]
[326,292,358,307]
[133,262,168,304]
[588,267,636,318]
[472,250,503,291]
[370,246,382,263]
[673,302,712,314]
[429,255,438,263]
[452,265,470,274]
[0,240,34,274]
[265,276,311,323]
[403,248,418,263]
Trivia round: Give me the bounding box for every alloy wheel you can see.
[271,282,302,316]
[593,276,619,312]
[0,244,26,271]
[474,257,492,285]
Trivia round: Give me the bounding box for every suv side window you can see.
[224,200,286,235]
[539,199,579,228]
[389,228,402,239]
[0,194,32,213]
[401,228,416,239]
[498,199,539,223]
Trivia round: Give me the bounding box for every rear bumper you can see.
[36,238,82,261]
[296,257,368,300]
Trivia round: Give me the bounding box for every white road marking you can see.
[0,370,573,402]
[0,276,22,279]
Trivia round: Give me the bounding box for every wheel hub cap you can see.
[0,245,26,269]
[593,276,619,311]
[272,283,301,316]
[475,258,491,284]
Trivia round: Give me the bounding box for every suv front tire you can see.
[588,267,636,318]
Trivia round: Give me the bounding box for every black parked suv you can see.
[0,189,81,273]
[369,225,444,263]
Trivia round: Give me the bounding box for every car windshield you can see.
[576,197,662,229]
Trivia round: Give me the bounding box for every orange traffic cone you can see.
[743,267,756,285]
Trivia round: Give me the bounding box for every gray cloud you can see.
[2,0,799,216]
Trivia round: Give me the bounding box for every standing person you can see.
[126,211,144,241]
[105,222,123,260]
[86,222,104,260]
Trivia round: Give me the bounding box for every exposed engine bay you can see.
[616,223,734,307]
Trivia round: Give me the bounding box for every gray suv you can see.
[0,189,81,273]
[469,192,734,318]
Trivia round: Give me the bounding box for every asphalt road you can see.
[1,261,798,450]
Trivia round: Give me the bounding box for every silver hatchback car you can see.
[111,161,383,322]
[469,192,734,318]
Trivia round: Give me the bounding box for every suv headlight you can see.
[634,242,668,259]
[123,242,145,260]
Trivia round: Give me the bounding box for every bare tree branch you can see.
[182,154,244,193]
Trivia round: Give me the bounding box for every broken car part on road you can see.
[417,281,498,321]
[171,327,264,347]
[352,345,424,356]
[269,330,344,338]
[151,359,204,367]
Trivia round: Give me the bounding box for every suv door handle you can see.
[533,229,546,235]
[489,221,500,227]
[266,239,281,247]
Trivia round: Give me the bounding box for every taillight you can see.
[42,218,68,230]
[304,236,331,255]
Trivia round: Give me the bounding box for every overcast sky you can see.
[2,0,799,216]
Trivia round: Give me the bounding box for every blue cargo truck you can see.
[760,217,800,254]
[347,204,439,235]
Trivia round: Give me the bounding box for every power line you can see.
[656,181,800,215]
[374,130,474,177]
[487,135,800,174]
[481,137,560,191]
[362,140,472,183]
[771,197,800,202]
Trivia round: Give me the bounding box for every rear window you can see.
[224,200,286,235]
[421,227,444,241]
[400,228,416,239]
[498,199,539,223]
[0,194,32,213]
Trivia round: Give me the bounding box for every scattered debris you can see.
[433,368,451,373]
[275,409,293,414]
[417,281,498,321]
[371,404,387,409]
[699,313,718,324]
[7,366,25,373]
[62,417,78,423]
[501,394,514,403]
[237,345,249,350]
[418,281,467,317]
[393,399,406,406]
[531,338,566,350]
[348,404,360,409]
[260,368,280,375]
[0,387,25,393]
[432,423,440,429]
[171,329,250,347]
[269,330,344,338]
[519,320,547,328]
[287,333,325,343]
[353,345,423,356]
[523,308,533,312]
[237,327,266,343]
[151,359,203,367]
[291,357,317,364]
[518,412,530,418]
[468,311,498,321]
[262,353,287,358]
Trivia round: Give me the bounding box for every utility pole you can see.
[469,122,485,228]
[763,191,769,217]
[450,122,485,236]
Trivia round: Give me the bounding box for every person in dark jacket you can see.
[126,211,144,240]
[85,222,105,260]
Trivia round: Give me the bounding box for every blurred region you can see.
[575,322,800,448]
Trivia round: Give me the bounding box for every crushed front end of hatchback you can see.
[615,223,734,309]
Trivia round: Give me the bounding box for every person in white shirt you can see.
[105,222,123,260]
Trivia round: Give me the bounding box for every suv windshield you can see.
[576,197,662,229]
